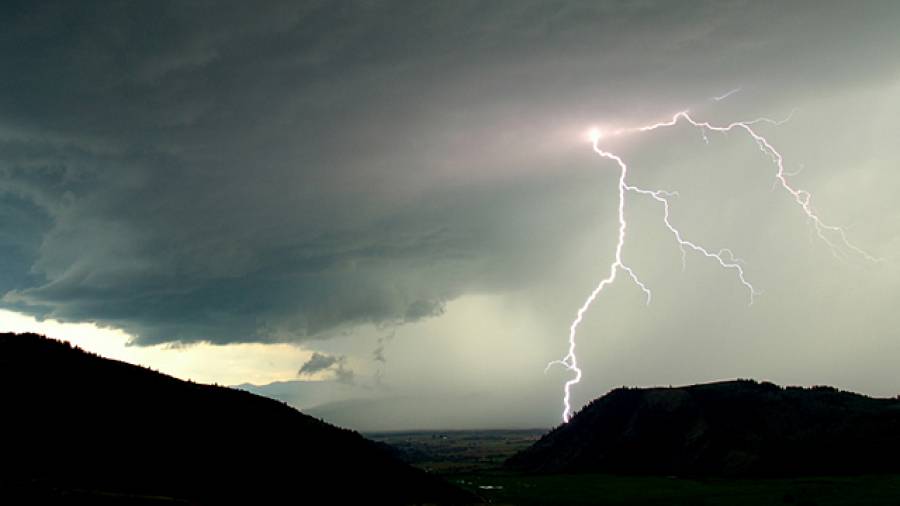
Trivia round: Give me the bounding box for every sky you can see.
[1,0,899,431]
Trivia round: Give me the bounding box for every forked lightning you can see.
[548,106,878,423]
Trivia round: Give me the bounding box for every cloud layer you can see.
[1,0,898,352]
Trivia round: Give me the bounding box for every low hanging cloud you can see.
[299,352,355,384]
[299,353,342,376]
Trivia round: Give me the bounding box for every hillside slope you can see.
[0,333,473,504]
[507,379,900,477]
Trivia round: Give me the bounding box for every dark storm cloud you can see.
[1,0,898,345]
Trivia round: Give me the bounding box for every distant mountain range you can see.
[235,378,372,412]
[307,394,559,432]
[240,380,559,431]
[507,379,900,477]
[0,333,473,505]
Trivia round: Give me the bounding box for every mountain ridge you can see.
[0,332,474,504]
[507,379,900,477]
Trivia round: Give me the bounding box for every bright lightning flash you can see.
[587,127,603,143]
[549,109,879,423]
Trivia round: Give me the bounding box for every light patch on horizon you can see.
[0,309,313,386]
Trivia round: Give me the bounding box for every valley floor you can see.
[368,430,900,506]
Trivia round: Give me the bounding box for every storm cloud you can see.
[1,0,898,353]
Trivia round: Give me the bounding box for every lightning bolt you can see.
[547,107,879,423]
[711,87,742,101]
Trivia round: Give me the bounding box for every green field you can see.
[367,429,544,473]
[368,430,900,505]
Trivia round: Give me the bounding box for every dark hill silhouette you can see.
[506,379,900,477]
[0,333,475,505]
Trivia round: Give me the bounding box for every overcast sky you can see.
[2,0,899,430]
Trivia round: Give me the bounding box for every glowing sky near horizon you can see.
[0,309,313,386]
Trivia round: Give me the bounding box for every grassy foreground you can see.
[449,472,900,506]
